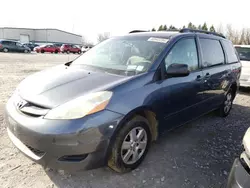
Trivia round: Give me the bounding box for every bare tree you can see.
[81,36,87,46]
[97,32,110,43]
[216,23,224,35]
[225,24,240,44]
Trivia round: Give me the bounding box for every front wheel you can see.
[216,89,233,117]
[108,116,151,173]
[3,48,8,53]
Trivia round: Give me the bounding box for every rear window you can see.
[200,38,225,67]
[235,47,250,61]
[222,41,239,63]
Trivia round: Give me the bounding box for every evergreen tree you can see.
[152,28,156,31]
[163,25,167,31]
[198,25,202,30]
[209,25,216,32]
[158,25,163,31]
[169,25,177,30]
[202,22,208,31]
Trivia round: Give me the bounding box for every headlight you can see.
[45,91,112,120]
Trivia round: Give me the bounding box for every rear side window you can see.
[200,39,225,67]
[222,41,239,63]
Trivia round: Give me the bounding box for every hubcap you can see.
[4,48,8,52]
[121,127,147,165]
[224,92,232,113]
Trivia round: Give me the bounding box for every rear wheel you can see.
[3,48,8,53]
[78,50,81,54]
[24,49,28,53]
[108,116,151,173]
[216,89,233,117]
[55,50,58,54]
[67,50,70,54]
[41,49,45,53]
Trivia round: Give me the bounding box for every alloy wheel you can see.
[121,127,148,165]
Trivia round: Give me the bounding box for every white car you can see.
[235,45,250,87]
[81,46,92,53]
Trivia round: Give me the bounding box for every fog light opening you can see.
[58,154,88,162]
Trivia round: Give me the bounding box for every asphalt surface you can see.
[0,52,250,188]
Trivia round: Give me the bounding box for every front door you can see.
[158,37,205,131]
[8,41,16,52]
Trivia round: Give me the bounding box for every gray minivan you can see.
[0,40,30,53]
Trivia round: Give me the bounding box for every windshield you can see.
[235,47,250,61]
[72,37,168,76]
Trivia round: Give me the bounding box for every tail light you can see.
[0,44,3,48]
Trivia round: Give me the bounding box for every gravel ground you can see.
[0,52,250,188]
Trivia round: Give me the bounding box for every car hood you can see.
[17,65,131,108]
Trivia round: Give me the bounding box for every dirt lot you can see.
[0,52,250,188]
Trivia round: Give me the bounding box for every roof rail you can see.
[180,28,226,39]
[129,30,147,34]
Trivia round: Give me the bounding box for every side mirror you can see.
[166,63,190,77]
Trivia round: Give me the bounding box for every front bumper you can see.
[5,97,124,171]
[240,75,250,87]
[226,157,250,188]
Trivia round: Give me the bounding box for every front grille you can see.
[15,98,50,117]
[25,144,45,157]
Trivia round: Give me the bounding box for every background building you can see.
[0,27,82,45]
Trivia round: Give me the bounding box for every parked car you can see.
[226,128,250,187]
[0,40,31,53]
[34,44,60,53]
[54,43,63,48]
[81,45,92,53]
[61,44,81,54]
[235,45,250,87]
[23,43,39,51]
[5,29,241,173]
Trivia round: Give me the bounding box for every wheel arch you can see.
[105,106,159,165]
[230,82,238,100]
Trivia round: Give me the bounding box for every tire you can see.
[216,88,233,117]
[24,49,28,53]
[41,49,45,53]
[3,48,8,53]
[55,50,58,54]
[78,51,81,54]
[108,116,151,173]
[67,50,70,54]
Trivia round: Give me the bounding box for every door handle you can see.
[196,75,202,81]
[205,73,210,78]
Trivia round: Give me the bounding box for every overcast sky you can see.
[1,0,250,43]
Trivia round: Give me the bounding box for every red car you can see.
[60,44,81,54]
[34,44,60,53]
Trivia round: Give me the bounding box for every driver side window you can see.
[164,38,198,71]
